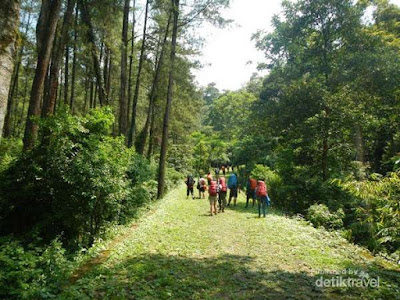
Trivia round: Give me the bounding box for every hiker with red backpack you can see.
[206,172,213,185]
[185,175,195,199]
[245,176,257,208]
[218,176,228,212]
[198,177,207,199]
[208,179,218,216]
[255,179,269,217]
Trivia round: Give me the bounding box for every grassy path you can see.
[62,186,400,299]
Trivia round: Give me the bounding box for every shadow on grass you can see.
[225,197,284,217]
[62,253,399,299]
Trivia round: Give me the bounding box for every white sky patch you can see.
[192,0,400,91]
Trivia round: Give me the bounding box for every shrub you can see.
[339,171,400,254]
[127,154,156,186]
[306,204,345,230]
[0,237,72,299]
[0,108,132,247]
[0,137,22,173]
[165,167,183,192]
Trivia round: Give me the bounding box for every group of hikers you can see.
[184,167,271,218]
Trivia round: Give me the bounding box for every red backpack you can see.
[219,178,227,192]
[256,181,267,197]
[249,178,257,190]
[209,180,217,196]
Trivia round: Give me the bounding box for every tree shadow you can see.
[62,253,399,299]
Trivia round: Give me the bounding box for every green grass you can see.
[61,186,400,299]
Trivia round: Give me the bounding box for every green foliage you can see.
[167,144,193,175]
[0,138,22,172]
[165,168,183,192]
[307,204,345,230]
[0,108,138,247]
[0,237,72,299]
[190,131,229,176]
[127,154,156,186]
[339,171,400,255]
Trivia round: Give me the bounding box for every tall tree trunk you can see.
[136,13,171,154]
[70,5,78,112]
[103,45,109,98]
[0,0,20,142]
[42,0,76,117]
[23,0,62,150]
[4,5,33,138]
[119,0,130,137]
[157,0,180,199]
[128,0,150,147]
[17,58,32,136]
[89,76,94,109]
[79,0,107,106]
[127,0,136,131]
[83,71,89,114]
[147,102,156,159]
[64,45,69,105]
[106,49,112,98]
[354,123,364,163]
[3,59,20,138]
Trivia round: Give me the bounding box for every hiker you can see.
[227,172,238,206]
[255,179,269,217]
[207,172,213,185]
[245,176,257,208]
[208,179,218,216]
[221,165,226,176]
[218,176,227,212]
[185,175,195,199]
[198,177,207,199]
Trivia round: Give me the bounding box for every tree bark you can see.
[106,49,112,99]
[42,0,76,117]
[147,101,156,159]
[79,0,107,106]
[0,0,20,141]
[64,45,69,105]
[23,0,62,150]
[3,58,20,138]
[89,75,94,109]
[128,0,150,147]
[70,5,78,112]
[119,0,130,136]
[354,123,364,163]
[157,0,180,199]
[4,5,34,138]
[136,13,171,154]
[127,0,136,131]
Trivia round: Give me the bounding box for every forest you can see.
[0,0,399,298]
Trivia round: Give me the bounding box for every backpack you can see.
[209,180,217,196]
[228,174,238,189]
[256,181,267,197]
[187,176,194,187]
[249,178,257,190]
[219,177,227,192]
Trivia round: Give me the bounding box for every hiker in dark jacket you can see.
[227,173,238,206]
[185,175,195,199]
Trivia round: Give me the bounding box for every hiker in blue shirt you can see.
[227,173,238,206]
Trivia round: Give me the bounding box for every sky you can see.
[192,0,400,91]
